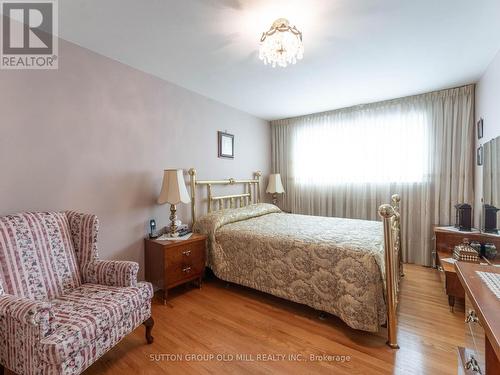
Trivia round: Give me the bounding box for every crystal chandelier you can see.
[259,18,304,68]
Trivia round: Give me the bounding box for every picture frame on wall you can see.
[477,145,483,166]
[477,118,483,139]
[218,131,234,159]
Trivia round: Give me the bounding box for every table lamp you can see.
[158,169,191,237]
[266,173,285,205]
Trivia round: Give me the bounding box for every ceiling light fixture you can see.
[259,18,304,68]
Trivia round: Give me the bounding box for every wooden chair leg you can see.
[143,317,154,344]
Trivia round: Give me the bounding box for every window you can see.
[292,110,428,185]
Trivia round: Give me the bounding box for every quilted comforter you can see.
[194,203,386,332]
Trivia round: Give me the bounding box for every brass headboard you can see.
[188,168,262,226]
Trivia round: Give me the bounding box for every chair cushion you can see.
[40,282,153,364]
[0,212,82,301]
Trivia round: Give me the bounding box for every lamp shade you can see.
[157,169,191,205]
[266,173,285,194]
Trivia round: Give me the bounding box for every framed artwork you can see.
[218,131,234,159]
[477,145,483,166]
[477,118,483,139]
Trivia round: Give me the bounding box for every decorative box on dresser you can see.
[455,262,500,375]
[145,233,207,304]
[434,226,500,311]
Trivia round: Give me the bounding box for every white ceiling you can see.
[59,0,500,120]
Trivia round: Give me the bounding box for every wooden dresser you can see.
[435,226,500,311]
[455,262,499,375]
[145,234,207,304]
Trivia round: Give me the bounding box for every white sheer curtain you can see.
[271,85,475,266]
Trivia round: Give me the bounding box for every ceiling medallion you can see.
[259,18,304,68]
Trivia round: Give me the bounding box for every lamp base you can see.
[169,204,178,237]
[272,193,278,206]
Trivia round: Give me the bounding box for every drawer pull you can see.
[182,266,192,273]
[465,310,480,324]
[465,356,482,374]
[182,250,191,256]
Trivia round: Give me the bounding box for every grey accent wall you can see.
[0,39,271,278]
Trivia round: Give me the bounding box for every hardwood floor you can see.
[84,265,464,375]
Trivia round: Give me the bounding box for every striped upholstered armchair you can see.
[0,211,154,375]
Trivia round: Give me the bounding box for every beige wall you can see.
[0,39,271,278]
[475,49,500,227]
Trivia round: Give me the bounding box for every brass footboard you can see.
[378,194,402,349]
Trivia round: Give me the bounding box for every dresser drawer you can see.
[438,264,446,290]
[464,296,485,374]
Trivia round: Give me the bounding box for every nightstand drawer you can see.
[166,257,205,287]
[166,241,205,265]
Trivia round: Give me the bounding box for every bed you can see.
[188,169,402,347]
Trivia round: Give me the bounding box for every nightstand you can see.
[145,233,207,304]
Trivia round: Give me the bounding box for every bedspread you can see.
[194,203,386,332]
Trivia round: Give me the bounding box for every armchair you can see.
[0,211,154,375]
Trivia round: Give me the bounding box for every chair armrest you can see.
[83,260,139,287]
[0,294,53,338]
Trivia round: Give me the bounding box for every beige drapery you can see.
[271,85,475,266]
